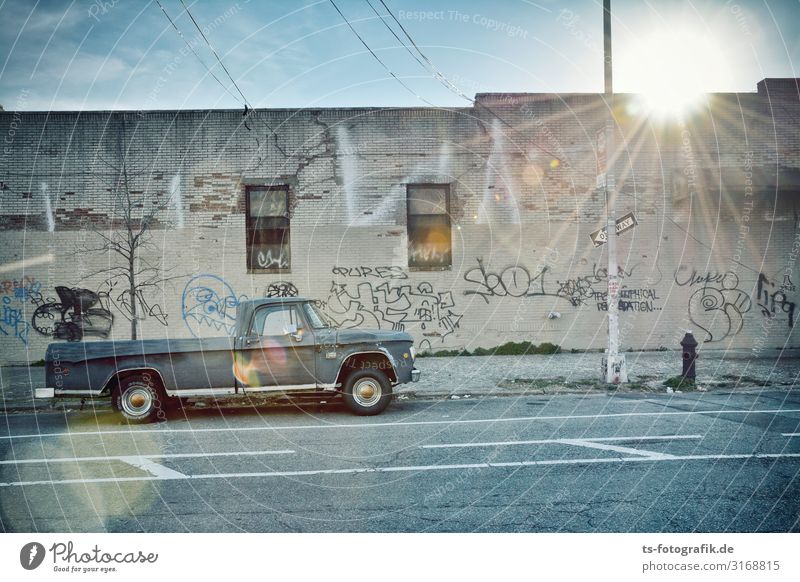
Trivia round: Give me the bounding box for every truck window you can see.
[252,305,301,336]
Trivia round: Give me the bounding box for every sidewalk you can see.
[2,349,798,413]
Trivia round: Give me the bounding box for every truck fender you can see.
[103,367,168,396]
[331,349,398,388]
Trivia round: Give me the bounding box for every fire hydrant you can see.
[680,331,698,380]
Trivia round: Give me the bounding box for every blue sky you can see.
[1,0,798,111]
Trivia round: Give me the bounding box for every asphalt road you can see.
[1,391,799,532]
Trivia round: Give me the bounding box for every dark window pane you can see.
[249,189,288,217]
[407,185,451,268]
[408,186,447,215]
[246,186,291,270]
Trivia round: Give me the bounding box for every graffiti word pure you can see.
[332,266,408,279]
[757,273,796,329]
[182,274,247,337]
[322,281,462,341]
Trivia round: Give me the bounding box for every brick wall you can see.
[1,81,798,365]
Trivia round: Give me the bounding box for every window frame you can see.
[245,184,291,274]
[406,183,452,271]
[250,304,304,337]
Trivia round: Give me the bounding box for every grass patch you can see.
[664,375,696,390]
[29,359,46,367]
[722,374,771,387]
[420,341,562,357]
[508,377,567,389]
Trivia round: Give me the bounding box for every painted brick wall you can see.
[1,83,798,365]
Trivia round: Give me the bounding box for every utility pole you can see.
[602,0,627,384]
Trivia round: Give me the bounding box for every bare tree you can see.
[80,121,181,340]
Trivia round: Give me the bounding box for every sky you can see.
[0,0,798,111]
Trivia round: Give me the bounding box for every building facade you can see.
[1,79,798,365]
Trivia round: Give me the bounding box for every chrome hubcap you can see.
[121,386,153,417]
[353,379,381,407]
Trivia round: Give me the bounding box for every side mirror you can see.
[284,323,298,335]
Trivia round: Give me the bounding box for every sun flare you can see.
[620,28,731,118]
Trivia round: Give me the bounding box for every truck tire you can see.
[112,374,167,424]
[342,369,392,416]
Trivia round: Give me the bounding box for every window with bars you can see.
[407,184,452,269]
[246,186,290,272]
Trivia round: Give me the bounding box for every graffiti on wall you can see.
[321,280,462,341]
[0,277,40,345]
[675,267,752,342]
[464,257,653,313]
[182,274,247,337]
[332,266,408,279]
[99,277,169,326]
[464,258,559,303]
[256,249,289,269]
[263,281,299,297]
[555,264,639,308]
[594,288,661,312]
[0,296,30,345]
[30,286,114,341]
[757,273,796,329]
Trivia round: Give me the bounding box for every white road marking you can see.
[557,439,676,460]
[782,433,800,437]
[0,449,295,465]
[421,434,702,449]
[2,452,798,487]
[1,408,799,441]
[121,457,187,479]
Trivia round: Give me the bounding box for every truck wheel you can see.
[343,370,392,416]
[112,374,166,424]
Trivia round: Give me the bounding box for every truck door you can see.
[234,303,317,391]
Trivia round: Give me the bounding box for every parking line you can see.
[1,409,799,441]
[2,452,798,488]
[123,457,187,479]
[558,439,677,460]
[0,449,295,465]
[421,434,702,449]
[782,433,800,437]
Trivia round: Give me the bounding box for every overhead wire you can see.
[366,0,569,166]
[153,0,247,108]
[177,0,252,109]
[327,0,438,107]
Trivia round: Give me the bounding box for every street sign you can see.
[589,212,638,247]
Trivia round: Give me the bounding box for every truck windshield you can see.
[303,302,333,329]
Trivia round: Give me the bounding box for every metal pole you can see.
[603,0,627,384]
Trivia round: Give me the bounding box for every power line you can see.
[369,0,570,166]
[153,0,246,108]
[373,0,474,104]
[177,0,252,109]
[328,0,438,107]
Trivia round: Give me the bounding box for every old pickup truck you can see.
[36,297,420,422]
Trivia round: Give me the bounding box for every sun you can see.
[619,28,731,118]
